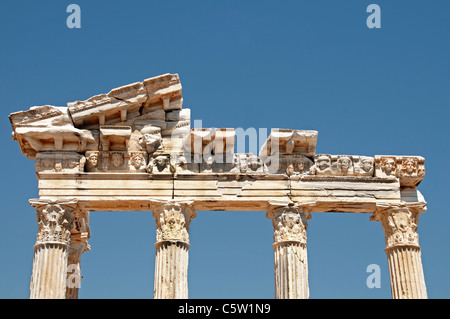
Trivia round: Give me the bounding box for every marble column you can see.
[66,210,91,299]
[151,199,196,299]
[371,204,427,299]
[266,203,311,299]
[29,199,78,299]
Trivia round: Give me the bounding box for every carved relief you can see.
[374,156,425,186]
[310,154,333,175]
[267,206,308,245]
[85,151,130,172]
[146,155,172,174]
[85,151,99,171]
[378,156,397,176]
[310,154,374,177]
[139,130,163,154]
[241,153,264,173]
[110,152,124,168]
[29,199,78,246]
[371,206,422,249]
[35,152,86,173]
[356,156,375,176]
[197,153,265,174]
[283,155,313,176]
[129,152,147,171]
[151,200,196,245]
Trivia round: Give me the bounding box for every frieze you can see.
[35,152,85,173]
[375,156,425,187]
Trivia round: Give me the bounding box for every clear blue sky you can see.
[1,1,449,299]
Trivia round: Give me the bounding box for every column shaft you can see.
[386,246,427,299]
[154,241,189,299]
[30,243,69,299]
[273,242,309,299]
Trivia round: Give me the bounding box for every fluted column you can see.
[151,199,196,299]
[266,203,312,299]
[66,210,91,299]
[371,203,427,299]
[29,199,78,299]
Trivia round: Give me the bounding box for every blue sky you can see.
[1,1,449,299]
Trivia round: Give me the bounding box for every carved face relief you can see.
[402,158,417,175]
[88,153,98,167]
[54,163,62,172]
[337,157,352,173]
[297,160,305,172]
[317,156,331,171]
[382,158,396,175]
[286,164,295,176]
[155,156,168,171]
[42,157,53,168]
[249,156,259,170]
[131,154,144,169]
[66,160,77,169]
[361,157,374,173]
[111,153,123,167]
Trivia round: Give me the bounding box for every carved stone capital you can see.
[29,199,78,247]
[266,201,314,246]
[370,203,426,250]
[150,199,196,246]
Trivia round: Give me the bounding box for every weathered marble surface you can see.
[9,73,429,300]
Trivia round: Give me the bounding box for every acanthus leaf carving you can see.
[151,200,196,245]
[371,204,424,249]
[29,199,78,247]
[266,205,310,245]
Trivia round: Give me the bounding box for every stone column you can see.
[29,199,78,299]
[66,210,91,299]
[266,203,312,299]
[371,204,427,299]
[151,199,196,299]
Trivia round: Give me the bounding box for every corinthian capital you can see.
[266,201,314,245]
[150,199,196,246]
[370,203,426,250]
[29,199,78,247]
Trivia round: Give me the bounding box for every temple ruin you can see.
[9,73,428,299]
